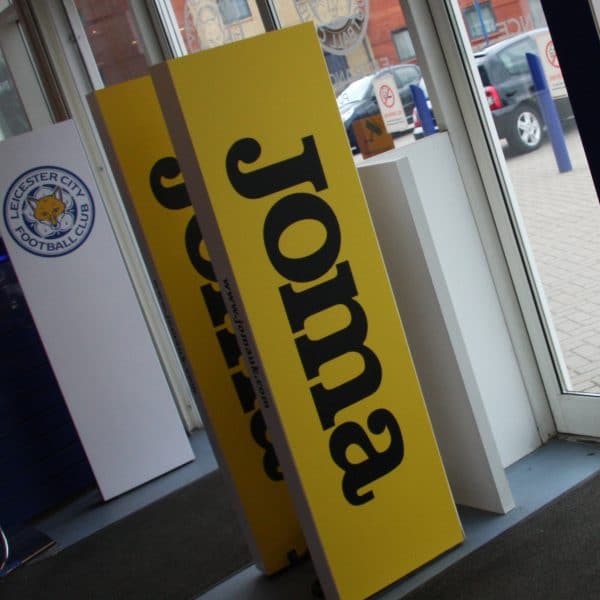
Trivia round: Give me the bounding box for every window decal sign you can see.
[294,0,369,55]
[89,76,306,575]
[152,23,463,600]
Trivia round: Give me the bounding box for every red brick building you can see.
[367,0,547,68]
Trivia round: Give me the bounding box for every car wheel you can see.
[507,105,543,154]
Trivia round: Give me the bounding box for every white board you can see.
[0,120,193,500]
[359,133,542,512]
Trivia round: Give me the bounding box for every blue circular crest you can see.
[3,166,95,258]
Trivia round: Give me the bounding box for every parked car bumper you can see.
[490,104,519,140]
[491,94,574,141]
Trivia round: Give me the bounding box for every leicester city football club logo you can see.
[3,166,95,258]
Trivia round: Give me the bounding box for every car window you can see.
[477,63,492,87]
[497,38,537,76]
[393,66,420,87]
[336,75,375,107]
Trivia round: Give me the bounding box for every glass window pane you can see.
[464,3,497,39]
[0,45,30,141]
[260,0,600,397]
[270,0,423,156]
[219,0,252,24]
[74,0,149,86]
[459,2,600,395]
[392,29,416,62]
[165,0,265,53]
[497,39,535,75]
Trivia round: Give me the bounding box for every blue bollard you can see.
[526,52,572,173]
[410,84,436,137]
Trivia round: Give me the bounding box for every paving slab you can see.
[506,125,600,393]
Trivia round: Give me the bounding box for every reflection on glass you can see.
[273,0,393,93]
[455,1,600,394]
[74,0,148,86]
[167,0,264,53]
[392,28,416,62]
[463,2,498,39]
[272,0,422,159]
[0,46,30,142]
[263,0,600,394]
[291,0,369,56]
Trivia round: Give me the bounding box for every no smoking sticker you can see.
[535,31,566,99]
[374,73,409,133]
[545,40,559,69]
[379,84,395,108]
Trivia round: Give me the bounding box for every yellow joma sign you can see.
[89,76,306,575]
[153,23,463,599]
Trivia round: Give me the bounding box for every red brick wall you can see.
[366,0,408,66]
[366,0,536,67]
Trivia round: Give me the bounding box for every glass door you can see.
[250,0,600,438]
[433,0,600,437]
[148,0,599,439]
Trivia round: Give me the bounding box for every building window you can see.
[497,39,536,76]
[73,0,148,86]
[218,0,251,24]
[162,0,264,54]
[463,2,497,39]
[392,29,416,62]
[0,47,30,140]
[527,0,547,28]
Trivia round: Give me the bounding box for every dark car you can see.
[336,64,422,153]
[474,28,573,154]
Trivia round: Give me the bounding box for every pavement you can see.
[505,125,600,393]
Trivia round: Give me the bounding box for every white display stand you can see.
[0,121,194,500]
[359,133,540,513]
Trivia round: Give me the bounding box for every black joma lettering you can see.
[226,136,404,505]
[150,156,282,481]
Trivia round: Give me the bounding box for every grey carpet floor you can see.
[4,468,599,599]
[403,471,600,600]
[0,469,252,600]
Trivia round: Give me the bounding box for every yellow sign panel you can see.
[89,76,306,574]
[152,24,463,600]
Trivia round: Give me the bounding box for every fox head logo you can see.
[4,167,95,258]
[27,187,66,228]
